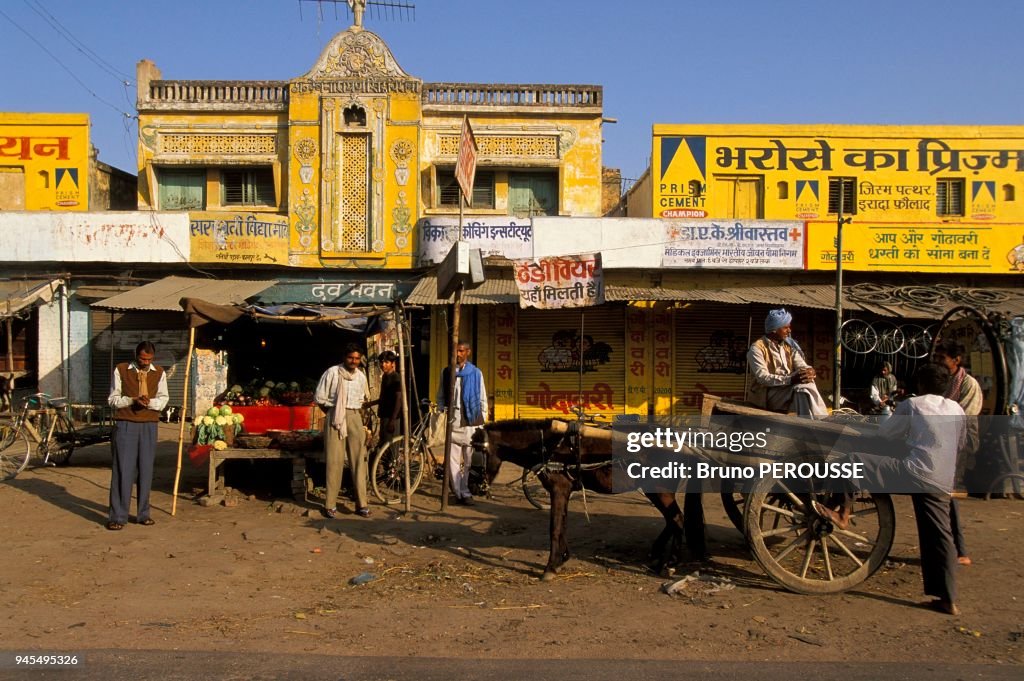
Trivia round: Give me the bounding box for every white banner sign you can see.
[417,217,533,265]
[514,253,604,309]
[662,220,805,269]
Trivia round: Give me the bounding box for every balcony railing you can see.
[422,83,602,108]
[145,81,290,107]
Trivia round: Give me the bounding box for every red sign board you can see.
[455,116,478,205]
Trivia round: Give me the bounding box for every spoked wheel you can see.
[840,319,877,354]
[0,424,31,480]
[522,463,550,510]
[39,413,75,466]
[872,321,905,355]
[744,476,895,594]
[720,480,746,533]
[370,435,425,505]
[898,324,933,359]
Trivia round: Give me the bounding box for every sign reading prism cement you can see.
[662,220,805,269]
[514,254,604,309]
[455,116,478,205]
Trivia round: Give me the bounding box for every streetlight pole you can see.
[832,189,852,410]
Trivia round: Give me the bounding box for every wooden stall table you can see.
[207,447,320,502]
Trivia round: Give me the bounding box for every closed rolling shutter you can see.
[674,304,754,415]
[673,303,827,415]
[90,310,190,410]
[517,306,625,419]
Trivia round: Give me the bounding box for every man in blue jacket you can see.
[438,340,488,505]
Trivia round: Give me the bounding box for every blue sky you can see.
[1,0,1021,182]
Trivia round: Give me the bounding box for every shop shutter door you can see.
[673,304,754,415]
[90,309,190,410]
[517,306,625,419]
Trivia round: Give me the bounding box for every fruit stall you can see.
[174,297,410,511]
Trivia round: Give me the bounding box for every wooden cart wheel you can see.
[744,476,895,594]
[720,480,746,533]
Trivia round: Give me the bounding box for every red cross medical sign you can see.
[455,116,478,205]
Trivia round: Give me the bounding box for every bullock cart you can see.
[479,400,896,595]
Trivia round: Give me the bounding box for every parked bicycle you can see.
[370,400,490,504]
[0,393,76,480]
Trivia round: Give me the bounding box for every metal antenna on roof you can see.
[297,0,416,27]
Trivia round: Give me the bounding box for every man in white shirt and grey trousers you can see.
[315,343,371,518]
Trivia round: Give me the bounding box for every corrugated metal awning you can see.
[0,279,62,318]
[608,284,1024,320]
[92,276,277,311]
[407,274,518,305]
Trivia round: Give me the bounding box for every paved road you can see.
[1,650,1019,681]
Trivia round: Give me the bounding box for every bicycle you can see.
[370,400,491,504]
[0,393,76,480]
[369,400,435,504]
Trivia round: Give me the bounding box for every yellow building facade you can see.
[0,113,90,211]
[647,124,1024,274]
[135,25,604,271]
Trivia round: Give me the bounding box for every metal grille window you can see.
[936,179,965,216]
[222,168,275,207]
[827,177,857,215]
[437,168,495,209]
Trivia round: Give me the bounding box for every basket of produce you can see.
[268,429,323,451]
[235,434,274,449]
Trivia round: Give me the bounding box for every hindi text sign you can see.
[514,254,605,309]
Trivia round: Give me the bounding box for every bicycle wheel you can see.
[898,324,932,359]
[40,412,75,466]
[522,463,550,510]
[839,319,877,354]
[0,424,31,480]
[872,321,905,355]
[371,435,425,505]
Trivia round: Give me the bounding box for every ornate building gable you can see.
[300,27,418,85]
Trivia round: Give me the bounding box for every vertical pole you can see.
[396,305,412,513]
[5,317,13,414]
[172,326,195,516]
[440,194,466,511]
[832,189,846,411]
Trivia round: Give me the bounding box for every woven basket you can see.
[273,430,322,451]
[235,434,274,449]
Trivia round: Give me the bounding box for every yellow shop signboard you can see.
[189,212,290,265]
[806,221,1024,273]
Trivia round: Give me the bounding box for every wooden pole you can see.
[396,304,412,513]
[440,286,462,512]
[171,326,195,516]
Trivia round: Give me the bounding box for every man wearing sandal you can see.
[107,341,169,530]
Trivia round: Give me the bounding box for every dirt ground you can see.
[1,424,1021,666]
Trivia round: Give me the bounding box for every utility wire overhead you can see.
[23,0,132,83]
[0,6,134,120]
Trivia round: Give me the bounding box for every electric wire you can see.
[23,0,132,83]
[0,6,134,120]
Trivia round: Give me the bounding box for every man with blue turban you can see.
[746,309,828,417]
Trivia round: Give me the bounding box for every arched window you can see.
[1003,183,1016,202]
[777,181,789,200]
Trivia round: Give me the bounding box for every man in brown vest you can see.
[106,341,169,530]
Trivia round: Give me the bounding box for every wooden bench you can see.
[208,447,315,502]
